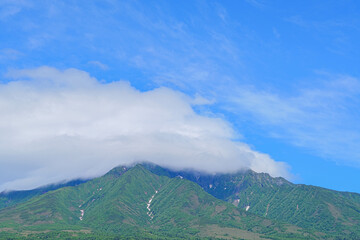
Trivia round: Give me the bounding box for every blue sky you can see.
[0,0,360,192]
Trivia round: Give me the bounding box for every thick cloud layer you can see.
[0,67,290,191]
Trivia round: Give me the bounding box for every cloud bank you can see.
[0,66,290,191]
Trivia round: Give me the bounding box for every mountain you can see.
[0,179,88,210]
[0,165,318,239]
[144,164,360,239]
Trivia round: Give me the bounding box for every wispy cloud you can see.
[285,14,359,55]
[88,61,109,70]
[0,48,22,60]
[245,0,265,9]
[229,75,360,166]
[0,6,21,19]
[0,0,32,20]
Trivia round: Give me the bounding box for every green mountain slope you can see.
[0,179,88,210]
[0,165,317,239]
[145,164,360,239]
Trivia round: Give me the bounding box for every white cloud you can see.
[0,66,290,191]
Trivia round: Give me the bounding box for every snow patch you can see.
[233,199,240,207]
[265,203,269,216]
[79,209,84,220]
[146,190,158,220]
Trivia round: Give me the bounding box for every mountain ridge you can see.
[142,163,360,238]
[0,164,321,239]
[0,163,359,239]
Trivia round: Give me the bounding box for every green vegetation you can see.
[145,164,360,239]
[0,163,359,239]
[0,179,87,210]
[0,165,317,239]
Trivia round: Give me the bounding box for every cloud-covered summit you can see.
[0,66,289,191]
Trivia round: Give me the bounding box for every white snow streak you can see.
[146,190,158,220]
[265,203,269,216]
[79,209,84,220]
